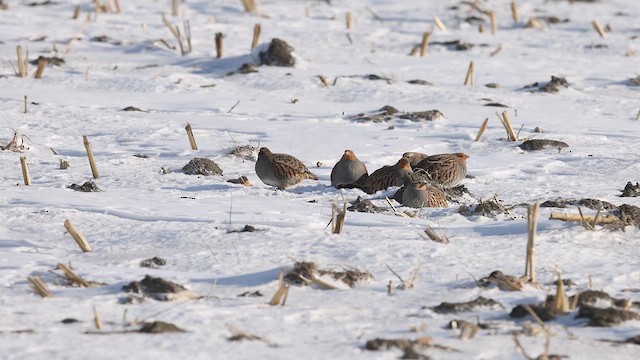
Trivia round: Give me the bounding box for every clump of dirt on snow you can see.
[182,157,223,176]
[349,105,445,123]
[519,139,569,151]
[122,275,197,301]
[284,261,372,288]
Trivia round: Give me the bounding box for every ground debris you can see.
[519,139,569,151]
[540,197,618,211]
[479,271,524,291]
[120,106,147,112]
[227,176,252,186]
[348,105,445,123]
[524,76,569,93]
[577,305,640,327]
[122,275,197,301]
[227,225,260,233]
[429,39,488,51]
[284,261,372,288]
[91,35,122,46]
[510,304,558,322]
[237,290,263,297]
[628,75,640,86]
[617,204,640,227]
[139,256,167,268]
[620,182,640,197]
[230,144,258,161]
[29,55,64,66]
[407,79,432,86]
[139,321,186,333]
[365,336,457,356]
[348,196,384,213]
[258,38,295,67]
[67,180,100,192]
[459,197,511,218]
[227,63,259,76]
[428,296,502,314]
[182,158,223,176]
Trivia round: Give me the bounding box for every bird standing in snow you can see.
[255,147,318,189]
[330,150,368,189]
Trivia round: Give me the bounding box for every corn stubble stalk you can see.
[93,305,103,330]
[510,2,520,23]
[269,269,289,306]
[474,118,489,142]
[241,0,258,14]
[251,23,261,49]
[172,0,179,16]
[592,20,606,38]
[72,5,81,19]
[16,45,29,77]
[28,276,53,297]
[549,212,620,224]
[524,202,539,283]
[185,123,198,150]
[420,32,431,57]
[162,15,189,55]
[331,202,347,234]
[346,12,353,30]
[34,57,48,79]
[57,263,90,287]
[434,16,447,31]
[551,272,570,313]
[83,135,99,179]
[64,219,93,252]
[464,61,475,86]
[20,156,31,186]
[215,32,224,58]
[496,110,517,141]
[24,95,28,113]
[489,11,498,34]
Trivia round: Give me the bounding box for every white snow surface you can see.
[1,0,639,359]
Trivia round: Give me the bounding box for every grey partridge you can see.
[414,153,468,188]
[358,157,412,194]
[255,147,318,189]
[330,150,368,189]
[401,180,448,208]
[402,151,429,168]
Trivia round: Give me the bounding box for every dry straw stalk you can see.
[215,32,224,58]
[93,305,103,330]
[464,61,475,86]
[34,57,48,79]
[510,2,520,23]
[20,156,31,186]
[269,269,289,306]
[241,0,258,14]
[549,212,620,224]
[64,219,93,252]
[57,263,90,287]
[420,32,431,57]
[524,202,539,283]
[489,11,498,34]
[496,111,517,141]
[592,20,606,38]
[172,0,179,16]
[331,202,347,234]
[474,118,489,142]
[346,12,353,30]
[252,23,261,49]
[83,135,99,179]
[28,276,53,297]
[185,123,198,150]
[434,16,447,31]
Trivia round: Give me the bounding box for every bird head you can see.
[342,149,357,161]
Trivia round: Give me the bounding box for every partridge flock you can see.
[253,146,469,208]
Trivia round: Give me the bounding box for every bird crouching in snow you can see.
[255,147,318,190]
[414,153,468,188]
[330,150,368,189]
[357,157,412,194]
[401,180,449,208]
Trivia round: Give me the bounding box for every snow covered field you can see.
[1,0,639,359]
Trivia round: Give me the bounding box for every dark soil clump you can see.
[67,180,100,192]
[258,38,295,67]
[139,321,186,333]
[348,196,384,213]
[140,256,167,268]
[519,139,569,151]
[620,182,640,197]
[182,158,223,176]
[123,275,195,301]
[429,296,502,314]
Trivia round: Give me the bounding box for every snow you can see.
[1,0,639,359]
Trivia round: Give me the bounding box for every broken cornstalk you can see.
[185,123,198,150]
[83,135,99,179]
[524,202,539,283]
[20,156,31,186]
[474,118,489,142]
[496,110,517,141]
[28,276,53,297]
[64,219,93,252]
[464,61,475,86]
